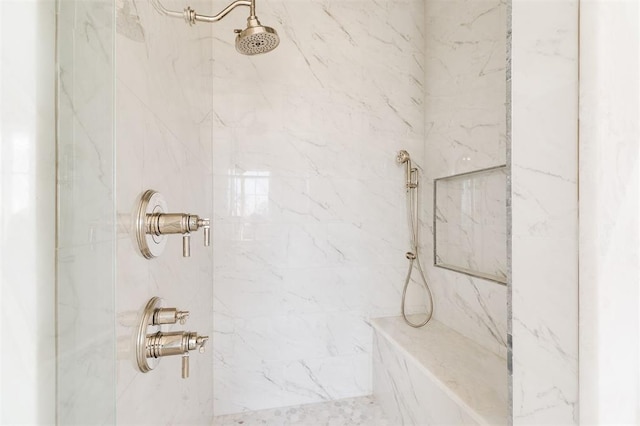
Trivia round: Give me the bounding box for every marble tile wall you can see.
[0,0,56,423]
[114,0,214,424]
[510,0,579,423]
[56,0,117,423]
[422,0,508,358]
[210,0,427,415]
[579,1,640,423]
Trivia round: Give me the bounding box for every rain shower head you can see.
[235,17,280,55]
[396,150,411,164]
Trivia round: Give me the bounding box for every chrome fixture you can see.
[396,149,411,164]
[153,307,190,325]
[234,15,280,55]
[396,149,418,189]
[135,297,209,379]
[151,0,280,55]
[135,190,210,259]
[396,150,434,328]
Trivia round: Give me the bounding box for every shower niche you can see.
[433,166,508,284]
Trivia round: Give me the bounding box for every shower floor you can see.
[212,396,392,426]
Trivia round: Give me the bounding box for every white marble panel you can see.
[213,361,286,414]
[511,0,579,423]
[214,354,371,416]
[424,0,508,176]
[212,0,427,414]
[422,0,508,358]
[214,263,421,320]
[213,312,371,368]
[282,355,372,402]
[430,273,507,358]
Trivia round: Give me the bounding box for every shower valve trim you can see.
[135,190,210,259]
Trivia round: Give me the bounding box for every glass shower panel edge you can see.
[56,0,116,423]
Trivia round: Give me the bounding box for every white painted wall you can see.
[0,0,56,423]
[579,1,640,424]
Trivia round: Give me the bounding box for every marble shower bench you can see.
[371,316,508,425]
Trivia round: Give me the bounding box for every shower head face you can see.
[396,150,411,164]
[235,17,280,55]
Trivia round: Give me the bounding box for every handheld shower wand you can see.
[395,150,434,328]
[396,150,417,189]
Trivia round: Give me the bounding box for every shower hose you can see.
[401,169,434,328]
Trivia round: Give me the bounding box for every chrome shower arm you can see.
[191,0,252,23]
[151,0,251,25]
[151,0,183,19]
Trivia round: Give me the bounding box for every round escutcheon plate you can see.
[135,190,168,259]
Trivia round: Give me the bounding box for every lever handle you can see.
[204,226,210,247]
[177,311,189,325]
[182,353,189,379]
[197,218,211,247]
[196,335,209,353]
[183,233,191,257]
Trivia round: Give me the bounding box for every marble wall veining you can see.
[510,0,579,423]
[114,0,214,424]
[373,327,479,425]
[211,0,427,415]
[423,0,508,358]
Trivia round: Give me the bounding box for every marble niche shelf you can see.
[371,316,508,425]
